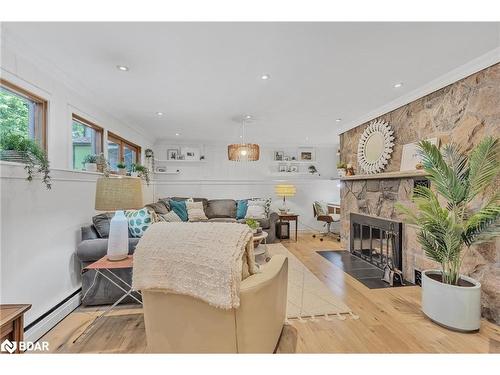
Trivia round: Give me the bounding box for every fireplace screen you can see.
[350,213,403,272]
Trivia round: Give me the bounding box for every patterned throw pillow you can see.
[125,208,157,238]
[159,211,182,222]
[245,200,267,219]
[187,201,208,222]
[314,201,328,215]
[249,198,272,217]
[168,199,188,221]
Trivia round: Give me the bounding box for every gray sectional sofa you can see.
[76,197,279,306]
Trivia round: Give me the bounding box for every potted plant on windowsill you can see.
[397,137,499,332]
[116,161,127,176]
[0,132,52,189]
[82,154,98,172]
[130,163,151,185]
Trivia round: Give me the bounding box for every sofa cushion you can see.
[126,208,157,238]
[81,225,100,240]
[169,199,189,221]
[159,211,183,222]
[205,199,236,219]
[157,198,171,211]
[208,217,237,223]
[145,201,170,215]
[249,197,272,216]
[92,212,115,238]
[245,200,267,219]
[187,201,208,221]
[236,199,248,219]
[162,197,208,212]
[76,238,140,263]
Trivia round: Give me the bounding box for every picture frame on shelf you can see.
[278,164,288,172]
[299,147,315,161]
[289,164,299,173]
[274,151,284,161]
[400,138,439,171]
[283,155,290,161]
[167,148,179,160]
[180,147,200,161]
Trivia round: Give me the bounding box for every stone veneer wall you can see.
[339,63,500,324]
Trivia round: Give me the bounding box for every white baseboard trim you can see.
[24,292,81,343]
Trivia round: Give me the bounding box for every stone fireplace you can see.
[339,63,499,324]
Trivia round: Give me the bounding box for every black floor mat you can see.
[317,250,413,289]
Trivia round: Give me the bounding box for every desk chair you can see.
[312,201,341,241]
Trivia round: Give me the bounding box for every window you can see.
[107,132,140,171]
[0,79,48,150]
[72,114,103,170]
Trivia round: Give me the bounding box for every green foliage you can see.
[0,88,30,137]
[131,163,150,185]
[0,132,52,189]
[337,162,347,169]
[82,154,98,164]
[397,137,500,285]
[117,162,126,169]
[245,218,259,230]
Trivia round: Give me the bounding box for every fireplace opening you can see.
[349,213,407,287]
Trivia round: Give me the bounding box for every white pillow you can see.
[159,211,182,222]
[245,204,266,219]
[187,201,208,222]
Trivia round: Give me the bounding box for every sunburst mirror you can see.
[357,120,394,174]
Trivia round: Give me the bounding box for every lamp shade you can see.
[228,143,260,161]
[95,176,144,211]
[275,184,296,197]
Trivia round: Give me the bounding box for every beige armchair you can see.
[142,255,288,353]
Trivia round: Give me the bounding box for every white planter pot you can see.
[421,270,481,332]
[84,163,97,172]
[130,172,139,177]
[118,168,127,176]
[337,168,346,177]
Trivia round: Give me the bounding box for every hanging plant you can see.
[0,132,52,189]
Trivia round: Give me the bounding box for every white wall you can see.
[152,142,341,230]
[0,32,153,327]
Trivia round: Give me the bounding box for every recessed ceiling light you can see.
[244,114,252,120]
[156,112,164,116]
[335,118,342,122]
[261,74,270,80]
[239,135,243,139]
[116,65,129,71]
[175,133,180,136]
[394,82,403,88]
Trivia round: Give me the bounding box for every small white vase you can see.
[421,270,481,332]
[118,168,127,176]
[85,163,98,172]
[130,172,139,177]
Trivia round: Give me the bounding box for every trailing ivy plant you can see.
[132,163,151,185]
[0,132,52,189]
[396,137,500,285]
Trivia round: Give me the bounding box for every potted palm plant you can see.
[397,137,499,331]
[82,154,98,171]
[0,132,52,189]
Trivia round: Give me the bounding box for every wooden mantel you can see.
[340,170,428,181]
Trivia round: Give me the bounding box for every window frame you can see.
[0,78,48,151]
[71,113,104,169]
[107,131,141,170]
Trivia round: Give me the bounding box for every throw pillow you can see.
[92,212,115,238]
[169,199,188,222]
[125,208,157,238]
[144,201,170,215]
[159,211,182,222]
[249,197,271,217]
[245,201,267,219]
[236,199,248,219]
[186,201,208,222]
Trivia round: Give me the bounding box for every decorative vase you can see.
[130,171,139,177]
[85,162,98,172]
[421,270,481,332]
[0,150,28,163]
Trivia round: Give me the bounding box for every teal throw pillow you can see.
[169,199,188,222]
[236,200,248,219]
[125,208,155,238]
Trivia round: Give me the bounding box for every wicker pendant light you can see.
[228,115,260,161]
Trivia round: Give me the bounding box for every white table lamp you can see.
[275,184,296,213]
[95,176,143,261]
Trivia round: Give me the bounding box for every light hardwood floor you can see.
[41,233,500,353]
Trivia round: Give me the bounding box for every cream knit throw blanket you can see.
[132,222,257,309]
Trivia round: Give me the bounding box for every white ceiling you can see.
[2,22,499,145]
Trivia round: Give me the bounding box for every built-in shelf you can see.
[154,171,181,175]
[155,159,207,163]
[269,172,320,177]
[340,170,428,181]
[271,160,317,164]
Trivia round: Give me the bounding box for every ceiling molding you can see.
[339,46,500,135]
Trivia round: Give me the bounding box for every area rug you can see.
[263,244,355,320]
